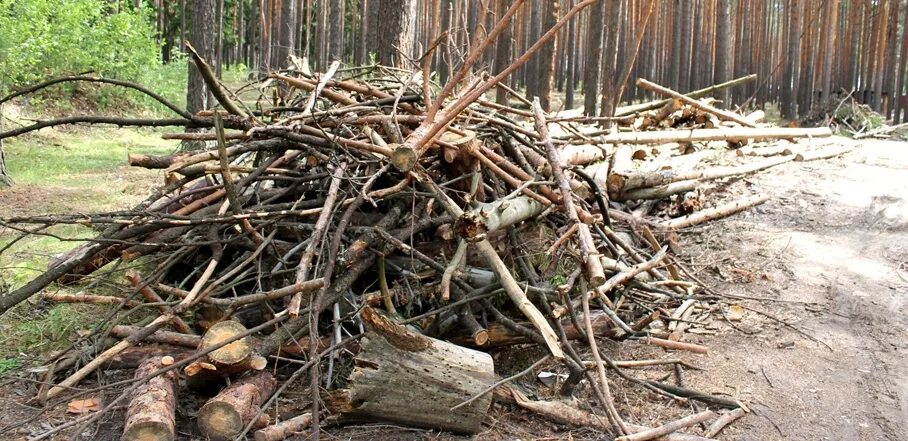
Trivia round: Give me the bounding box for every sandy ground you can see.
[678,137,908,440]
[0,137,905,440]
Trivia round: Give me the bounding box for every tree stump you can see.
[121,356,179,441]
[197,371,277,441]
[325,307,496,434]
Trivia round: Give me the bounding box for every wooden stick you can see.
[254,413,312,441]
[636,78,754,127]
[533,99,605,287]
[616,410,715,441]
[109,325,201,348]
[704,408,747,437]
[639,336,709,354]
[125,271,193,334]
[42,292,141,307]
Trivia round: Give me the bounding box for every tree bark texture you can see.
[187,0,215,116]
[197,371,277,441]
[375,0,418,68]
[121,356,179,441]
[325,307,496,434]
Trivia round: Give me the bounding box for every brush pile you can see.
[0,41,847,441]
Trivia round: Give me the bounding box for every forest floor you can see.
[0,129,905,440]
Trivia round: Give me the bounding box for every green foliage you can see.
[0,358,19,374]
[0,0,160,89]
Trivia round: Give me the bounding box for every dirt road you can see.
[682,137,908,440]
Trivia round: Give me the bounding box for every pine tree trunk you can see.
[328,0,345,63]
[537,0,558,111]
[582,0,604,115]
[781,0,800,119]
[375,0,417,68]
[564,0,576,110]
[187,0,214,116]
[273,0,296,68]
[0,137,10,187]
[493,0,513,105]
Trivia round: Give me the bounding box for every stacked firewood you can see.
[0,29,845,441]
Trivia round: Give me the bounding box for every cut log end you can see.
[122,421,174,441]
[200,320,252,365]
[390,146,417,172]
[197,402,243,441]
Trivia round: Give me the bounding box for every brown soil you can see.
[0,137,905,440]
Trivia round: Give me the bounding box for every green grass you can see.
[3,127,176,186]
[0,126,180,363]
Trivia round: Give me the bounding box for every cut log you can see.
[121,356,179,441]
[197,371,276,441]
[198,320,255,371]
[186,320,266,391]
[615,179,700,201]
[616,74,757,116]
[660,194,769,230]
[454,196,546,241]
[579,127,833,145]
[102,346,192,370]
[325,307,496,434]
[636,79,755,127]
[253,412,312,441]
[110,325,201,348]
[794,144,852,161]
[198,371,277,441]
[608,155,795,195]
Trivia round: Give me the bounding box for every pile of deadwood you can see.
[0,36,849,441]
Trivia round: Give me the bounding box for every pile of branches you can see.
[0,13,848,441]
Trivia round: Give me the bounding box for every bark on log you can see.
[197,371,277,441]
[634,80,755,129]
[569,127,833,144]
[794,145,852,161]
[121,356,179,441]
[450,311,617,347]
[110,325,202,348]
[325,307,496,434]
[616,74,757,116]
[660,194,769,230]
[607,155,795,195]
[102,346,192,370]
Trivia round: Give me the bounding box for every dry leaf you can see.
[67,398,101,414]
[727,304,745,321]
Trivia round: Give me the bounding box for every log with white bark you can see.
[325,307,496,434]
[660,194,769,230]
[121,356,179,441]
[197,371,277,441]
[794,144,852,161]
[607,154,795,195]
[580,127,833,145]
